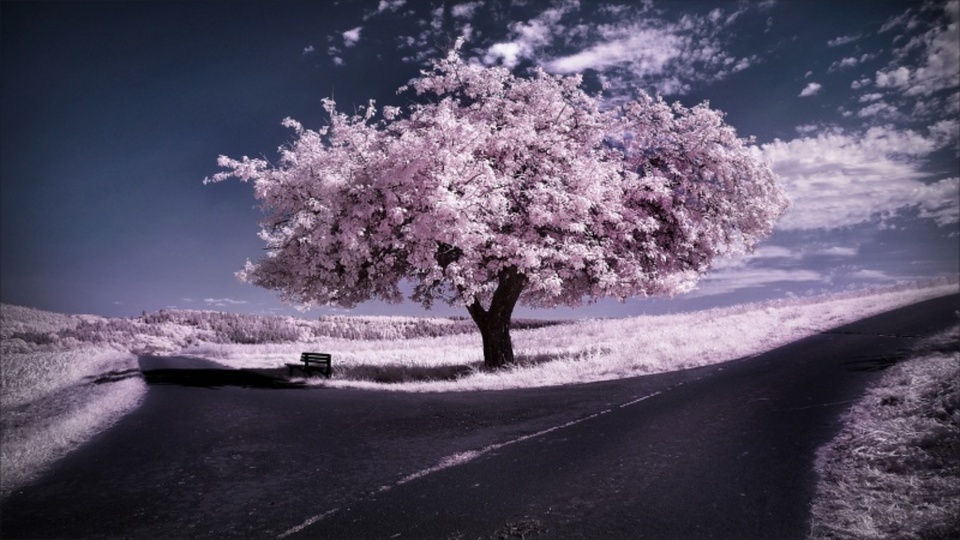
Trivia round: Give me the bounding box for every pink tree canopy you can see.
[207,42,789,368]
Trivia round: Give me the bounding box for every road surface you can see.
[1,293,956,539]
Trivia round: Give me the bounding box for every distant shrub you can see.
[9,331,60,346]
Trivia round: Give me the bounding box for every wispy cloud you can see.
[690,242,873,296]
[692,268,825,297]
[847,268,894,281]
[482,1,757,96]
[331,0,763,98]
[818,246,859,257]
[867,1,960,121]
[827,34,862,47]
[829,52,878,72]
[856,100,901,119]
[483,0,576,69]
[758,126,959,230]
[204,298,249,307]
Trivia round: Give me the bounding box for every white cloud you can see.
[795,124,822,135]
[829,52,878,72]
[875,1,960,97]
[546,25,682,75]
[828,34,862,47]
[485,42,523,68]
[875,65,911,88]
[204,298,249,307]
[915,177,960,226]
[343,26,362,47]
[484,1,573,68]
[859,92,884,102]
[335,1,762,97]
[377,0,406,13]
[429,6,444,31]
[833,57,859,70]
[799,82,822,97]
[451,1,482,19]
[818,246,859,257]
[929,118,960,149]
[482,1,755,96]
[692,268,824,297]
[303,45,315,55]
[857,100,900,119]
[691,241,873,296]
[880,9,919,34]
[712,243,858,272]
[847,269,893,280]
[710,245,799,270]
[458,22,475,42]
[681,238,874,297]
[757,126,958,230]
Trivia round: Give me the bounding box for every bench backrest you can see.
[301,352,331,363]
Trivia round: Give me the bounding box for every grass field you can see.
[189,281,958,392]
[809,325,960,539]
[0,348,145,498]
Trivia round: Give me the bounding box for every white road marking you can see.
[277,389,666,538]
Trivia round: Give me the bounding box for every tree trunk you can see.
[466,268,527,369]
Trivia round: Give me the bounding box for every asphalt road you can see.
[1,293,956,539]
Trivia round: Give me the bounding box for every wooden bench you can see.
[287,352,332,378]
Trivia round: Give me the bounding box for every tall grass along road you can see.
[1,294,956,539]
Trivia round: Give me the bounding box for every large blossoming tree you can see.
[207,43,788,369]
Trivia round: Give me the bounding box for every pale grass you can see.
[1,348,131,407]
[0,348,146,498]
[809,326,960,539]
[188,281,958,392]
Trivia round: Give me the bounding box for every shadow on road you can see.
[137,355,308,389]
[141,368,306,389]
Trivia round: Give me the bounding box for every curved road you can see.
[1,294,956,539]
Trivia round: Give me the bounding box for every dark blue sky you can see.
[2,0,957,319]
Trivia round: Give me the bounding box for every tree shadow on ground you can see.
[333,362,481,384]
[141,368,306,389]
[90,369,142,384]
[330,351,581,384]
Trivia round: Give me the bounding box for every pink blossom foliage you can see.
[207,42,788,316]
